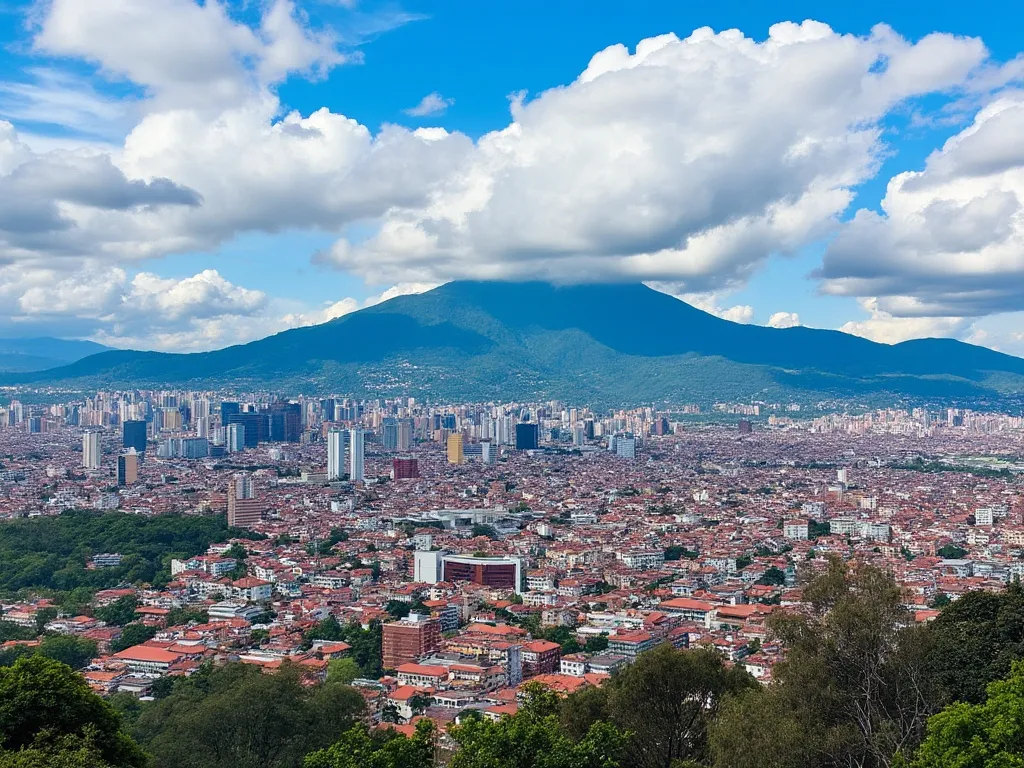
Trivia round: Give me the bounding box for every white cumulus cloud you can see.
[767,311,801,328]
[320,22,989,292]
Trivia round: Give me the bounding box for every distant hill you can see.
[0,337,111,373]
[5,282,1024,405]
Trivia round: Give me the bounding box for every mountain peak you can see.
[4,281,1023,404]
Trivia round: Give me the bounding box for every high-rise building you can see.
[266,402,302,442]
[327,429,346,480]
[82,430,101,470]
[349,428,365,482]
[161,407,182,431]
[220,401,240,426]
[117,451,138,486]
[397,419,413,451]
[381,418,399,451]
[382,614,442,670]
[447,433,464,464]
[392,457,419,480]
[614,433,636,459]
[122,420,147,454]
[227,475,262,528]
[226,423,245,453]
[515,422,539,451]
[227,413,261,448]
[481,440,496,465]
[738,419,752,434]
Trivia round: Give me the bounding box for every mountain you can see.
[5,281,1024,405]
[0,337,111,373]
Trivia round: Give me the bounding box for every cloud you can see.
[0,263,269,348]
[0,257,439,351]
[665,288,754,324]
[839,298,970,344]
[0,9,1013,351]
[32,0,346,111]
[404,92,454,117]
[819,94,1024,318]
[767,311,801,328]
[320,23,989,291]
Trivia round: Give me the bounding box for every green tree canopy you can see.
[907,660,1024,767]
[93,597,137,628]
[604,645,753,768]
[711,558,937,768]
[448,683,627,768]
[0,656,145,768]
[924,582,1024,706]
[303,720,434,768]
[132,661,364,768]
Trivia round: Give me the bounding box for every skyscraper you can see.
[515,422,539,451]
[614,433,636,459]
[398,419,413,451]
[481,440,495,465]
[220,401,240,426]
[349,428,365,482]
[227,474,261,528]
[447,433,464,464]
[381,418,399,451]
[327,429,346,480]
[82,430,101,470]
[122,420,147,454]
[227,413,261,448]
[226,423,245,453]
[117,451,138,486]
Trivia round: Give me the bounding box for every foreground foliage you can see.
[0,656,145,768]
[129,661,364,768]
[906,660,1024,767]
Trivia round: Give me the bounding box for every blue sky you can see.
[0,0,1022,352]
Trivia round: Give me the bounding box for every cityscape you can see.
[4,386,1024,765]
[3,0,1024,766]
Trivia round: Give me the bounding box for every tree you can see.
[711,558,938,768]
[584,635,609,654]
[385,601,411,620]
[37,636,99,671]
[132,662,364,768]
[0,731,121,768]
[327,658,361,686]
[925,582,1024,706]
[109,623,157,654]
[757,566,787,586]
[0,622,32,644]
[602,645,752,768]
[164,607,208,627]
[471,524,499,540]
[303,720,435,768]
[408,694,432,717]
[0,656,146,768]
[94,596,137,628]
[907,660,1024,767]
[34,608,58,635]
[936,545,967,560]
[448,683,627,768]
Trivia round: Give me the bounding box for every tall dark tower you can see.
[122,420,148,453]
[515,422,539,451]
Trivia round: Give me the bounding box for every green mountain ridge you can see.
[4,281,1024,405]
[0,337,110,373]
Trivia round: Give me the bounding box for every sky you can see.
[0,0,1023,354]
